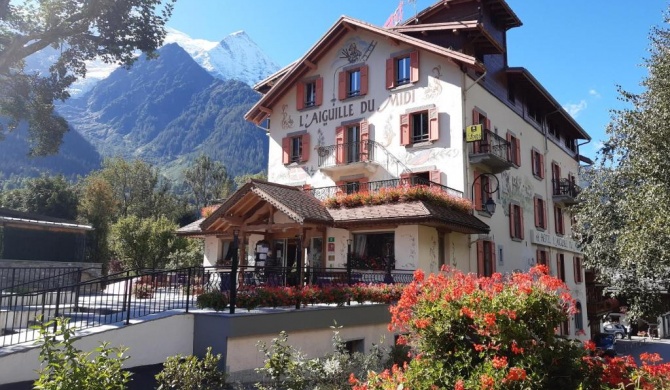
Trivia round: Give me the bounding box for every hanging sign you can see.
[466,124,483,142]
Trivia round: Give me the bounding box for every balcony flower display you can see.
[348,255,394,271]
[323,185,472,214]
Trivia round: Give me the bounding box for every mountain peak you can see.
[165,28,279,86]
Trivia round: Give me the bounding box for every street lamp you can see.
[472,173,500,215]
[229,228,240,314]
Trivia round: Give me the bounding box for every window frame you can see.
[386,51,419,89]
[281,133,311,165]
[534,196,547,230]
[573,256,583,283]
[531,148,545,179]
[473,169,493,215]
[509,202,524,240]
[507,131,521,167]
[555,205,565,235]
[338,65,368,100]
[296,76,323,110]
[476,239,496,277]
[556,253,566,282]
[536,249,549,267]
[400,106,438,146]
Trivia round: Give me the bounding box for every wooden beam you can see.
[342,22,357,32]
[222,215,244,225]
[304,59,317,70]
[259,106,273,115]
[387,36,400,46]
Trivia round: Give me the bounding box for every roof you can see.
[328,201,490,234]
[252,60,298,93]
[391,20,504,55]
[506,67,591,141]
[0,207,93,232]
[201,180,333,230]
[176,218,206,236]
[402,0,522,30]
[245,15,484,125]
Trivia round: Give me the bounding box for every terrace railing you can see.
[308,177,463,201]
[0,265,414,348]
[317,140,412,179]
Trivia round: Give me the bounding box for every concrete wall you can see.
[0,313,193,385]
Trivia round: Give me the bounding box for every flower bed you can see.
[323,185,473,213]
[196,283,405,312]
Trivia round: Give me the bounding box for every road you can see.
[615,336,670,364]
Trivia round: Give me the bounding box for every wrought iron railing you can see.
[0,265,414,348]
[308,177,463,201]
[552,178,580,198]
[468,129,509,161]
[317,140,412,178]
[0,267,83,293]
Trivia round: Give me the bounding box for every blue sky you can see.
[169,0,668,159]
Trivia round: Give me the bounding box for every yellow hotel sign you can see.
[466,124,483,142]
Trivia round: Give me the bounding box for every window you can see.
[551,162,561,195]
[555,205,565,235]
[556,253,565,282]
[573,256,583,283]
[336,178,369,196]
[476,240,496,277]
[473,170,493,214]
[507,84,516,103]
[507,132,521,166]
[296,77,323,110]
[534,196,547,230]
[472,110,491,154]
[281,133,310,164]
[560,320,569,336]
[386,51,419,89]
[400,170,441,186]
[509,203,524,240]
[400,107,438,146]
[350,232,394,271]
[345,339,365,355]
[335,121,369,164]
[536,249,549,267]
[338,65,368,100]
[564,137,576,152]
[531,149,544,179]
[548,122,559,138]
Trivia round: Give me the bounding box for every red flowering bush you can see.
[351,266,593,389]
[323,185,473,214]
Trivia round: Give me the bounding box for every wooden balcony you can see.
[552,178,580,206]
[468,129,513,174]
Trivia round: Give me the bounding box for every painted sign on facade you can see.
[530,230,582,254]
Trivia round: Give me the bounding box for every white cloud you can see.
[563,100,588,117]
[589,89,601,98]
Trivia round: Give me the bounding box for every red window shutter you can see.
[360,65,369,96]
[509,204,515,238]
[474,170,482,210]
[428,107,439,141]
[490,243,496,274]
[296,84,305,110]
[282,137,290,164]
[359,177,369,193]
[485,118,491,131]
[335,126,345,164]
[385,58,395,89]
[315,77,323,106]
[534,198,540,228]
[429,170,441,185]
[515,138,521,166]
[519,206,524,239]
[360,120,369,162]
[400,114,410,145]
[542,201,548,229]
[338,71,347,101]
[539,153,545,178]
[409,51,419,83]
[476,241,484,277]
[536,250,542,265]
[300,133,310,162]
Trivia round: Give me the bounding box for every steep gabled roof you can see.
[245,15,484,125]
[402,0,521,30]
[200,179,333,231]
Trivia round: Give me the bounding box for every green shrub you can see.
[155,347,227,390]
[196,290,229,311]
[33,317,131,390]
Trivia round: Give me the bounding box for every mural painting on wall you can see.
[400,233,417,269]
[333,38,377,66]
[281,104,294,129]
[500,171,534,217]
[429,234,437,273]
[403,148,461,167]
[300,100,376,128]
[338,232,349,268]
[270,164,316,183]
[381,115,395,147]
[423,65,443,100]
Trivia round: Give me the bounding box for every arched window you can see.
[575,302,584,334]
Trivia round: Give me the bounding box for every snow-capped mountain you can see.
[164,28,280,87]
[24,28,279,96]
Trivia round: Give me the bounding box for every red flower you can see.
[492,355,508,369]
[505,367,527,382]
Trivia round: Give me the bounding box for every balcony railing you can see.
[552,178,580,205]
[318,140,374,167]
[468,129,513,174]
[308,177,463,202]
